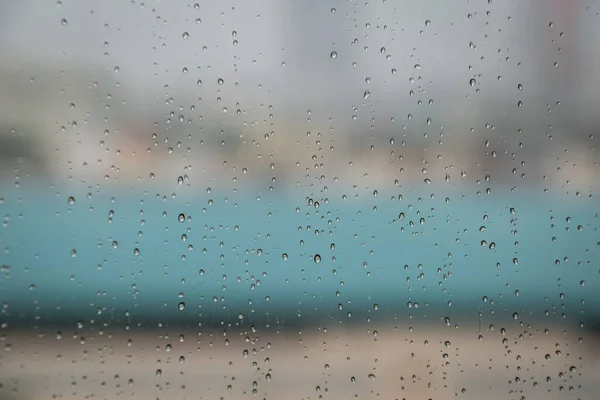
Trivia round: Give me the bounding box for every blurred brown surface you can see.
[1,323,598,400]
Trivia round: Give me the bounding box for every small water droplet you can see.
[314,254,321,263]
[330,51,337,59]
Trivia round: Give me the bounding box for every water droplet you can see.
[330,51,337,59]
[282,253,288,261]
[363,90,370,99]
[178,213,185,222]
[469,78,476,87]
[314,254,321,263]
[60,18,68,26]
[178,302,185,311]
[218,77,224,85]
[182,32,189,40]
[67,196,76,205]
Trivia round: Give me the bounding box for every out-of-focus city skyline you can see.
[0,0,598,191]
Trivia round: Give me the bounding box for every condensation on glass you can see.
[0,1,598,399]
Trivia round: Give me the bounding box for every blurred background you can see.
[0,1,599,399]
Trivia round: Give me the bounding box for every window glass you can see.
[1,1,598,399]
